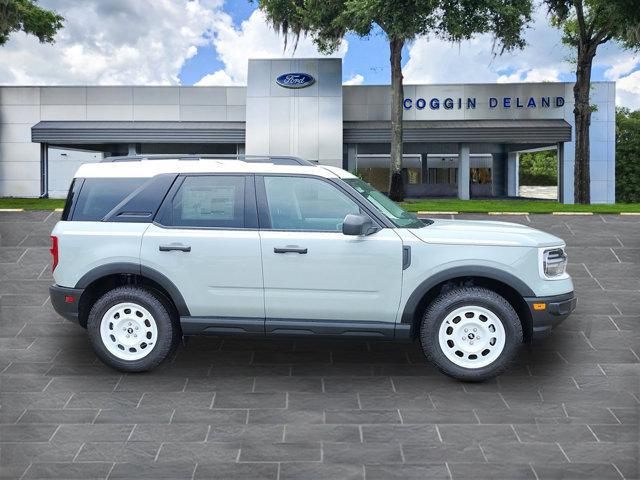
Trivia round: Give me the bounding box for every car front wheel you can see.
[420,286,522,381]
[86,286,180,372]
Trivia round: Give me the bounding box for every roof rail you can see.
[101,154,315,166]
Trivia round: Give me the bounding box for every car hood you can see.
[409,218,565,248]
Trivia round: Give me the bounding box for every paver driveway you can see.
[0,211,638,480]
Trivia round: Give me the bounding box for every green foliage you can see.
[258,0,532,52]
[546,0,640,50]
[519,150,558,186]
[0,0,63,45]
[616,108,640,203]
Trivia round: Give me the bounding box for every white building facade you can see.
[0,58,616,203]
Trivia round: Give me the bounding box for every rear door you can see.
[141,174,264,319]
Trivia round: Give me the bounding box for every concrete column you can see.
[127,144,137,155]
[457,143,470,200]
[421,153,428,185]
[346,144,357,172]
[557,142,564,203]
[492,152,507,197]
[507,151,519,197]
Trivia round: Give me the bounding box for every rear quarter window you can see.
[72,178,146,221]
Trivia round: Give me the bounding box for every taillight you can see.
[50,235,58,272]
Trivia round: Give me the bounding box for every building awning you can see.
[343,119,572,144]
[31,121,246,144]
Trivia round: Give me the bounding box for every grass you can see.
[0,198,66,210]
[401,199,640,214]
[1,197,639,214]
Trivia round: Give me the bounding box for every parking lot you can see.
[0,210,638,480]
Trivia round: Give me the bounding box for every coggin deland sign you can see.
[403,95,565,110]
[275,71,566,111]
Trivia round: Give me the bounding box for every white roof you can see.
[75,158,355,179]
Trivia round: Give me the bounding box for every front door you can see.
[140,174,263,319]
[257,175,403,325]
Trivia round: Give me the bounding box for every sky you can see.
[0,0,638,108]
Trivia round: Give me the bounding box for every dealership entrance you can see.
[0,58,616,203]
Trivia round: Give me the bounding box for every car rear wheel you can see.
[420,286,522,381]
[87,286,180,372]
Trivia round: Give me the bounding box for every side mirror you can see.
[342,213,376,236]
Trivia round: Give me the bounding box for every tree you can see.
[544,0,640,204]
[519,150,558,186]
[615,107,640,203]
[258,0,532,200]
[0,0,64,46]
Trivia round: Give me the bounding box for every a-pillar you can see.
[457,143,470,200]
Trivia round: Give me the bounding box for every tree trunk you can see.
[388,37,405,201]
[573,46,595,204]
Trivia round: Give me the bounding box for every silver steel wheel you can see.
[438,305,506,369]
[99,302,158,361]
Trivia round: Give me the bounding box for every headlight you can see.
[542,247,567,278]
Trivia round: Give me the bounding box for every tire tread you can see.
[420,286,522,381]
[86,286,180,373]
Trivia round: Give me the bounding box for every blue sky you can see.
[0,0,637,107]
[177,0,626,87]
[179,2,402,86]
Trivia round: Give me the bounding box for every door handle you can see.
[274,246,308,254]
[159,244,191,252]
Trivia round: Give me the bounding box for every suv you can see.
[50,155,575,381]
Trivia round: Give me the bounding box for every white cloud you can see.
[616,70,640,110]
[0,0,223,85]
[195,70,238,86]
[402,9,639,108]
[343,74,364,85]
[197,9,348,86]
[604,53,639,81]
[497,67,561,83]
[403,10,571,85]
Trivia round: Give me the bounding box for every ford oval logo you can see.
[276,72,315,89]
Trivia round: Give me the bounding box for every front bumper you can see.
[49,284,84,325]
[525,291,576,340]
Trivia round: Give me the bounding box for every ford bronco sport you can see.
[50,155,576,381]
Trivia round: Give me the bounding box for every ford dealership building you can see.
[0,58,616,203]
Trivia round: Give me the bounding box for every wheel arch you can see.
[75,263,190,328]
[402,266,534,342]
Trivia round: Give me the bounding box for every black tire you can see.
[86,286,180,372]
[419,286,522,381]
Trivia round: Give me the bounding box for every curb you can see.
[551,212,594,215]
[488,212,529,215]
[620,212,640,216]
[416,211,458,215]
[0,208,24,212]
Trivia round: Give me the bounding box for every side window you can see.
[161,175,246,228]
[72,178,146,221]
[262,176,361,231]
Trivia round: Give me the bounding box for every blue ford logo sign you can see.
[276,72,315,89]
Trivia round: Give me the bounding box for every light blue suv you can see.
[50,155,576,381]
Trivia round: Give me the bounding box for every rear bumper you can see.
[49,284,84,325]
[525,291,576,340]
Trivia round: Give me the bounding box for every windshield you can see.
[344,178,427,229]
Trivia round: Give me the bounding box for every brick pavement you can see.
[0,211,638,479]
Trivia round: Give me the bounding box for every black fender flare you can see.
[400,265,535,324]
[75,262,190,316]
